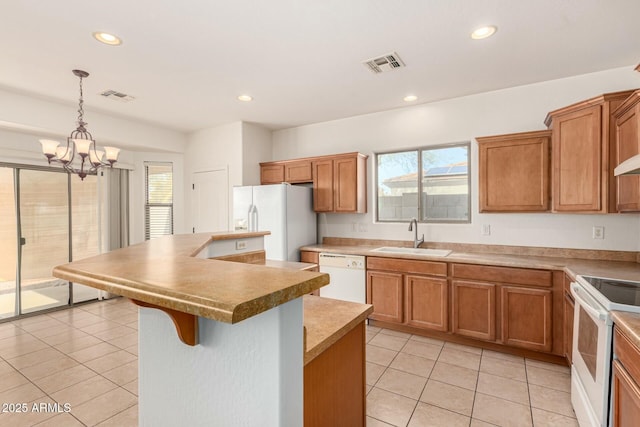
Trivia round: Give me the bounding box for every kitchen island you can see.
[52,232,371,426]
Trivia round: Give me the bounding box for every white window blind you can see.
[144,162,173,240]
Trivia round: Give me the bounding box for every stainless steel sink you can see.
[371,247,451,257]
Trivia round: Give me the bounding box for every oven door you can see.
[570,282,613,427]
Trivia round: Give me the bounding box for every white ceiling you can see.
[1,0,639,133]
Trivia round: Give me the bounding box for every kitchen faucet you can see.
[408,218,424,248]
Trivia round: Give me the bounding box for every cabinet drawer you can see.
[367,257,447,277]
[451,263,552,287]
[615,327,640,386]
[285,161,312,183]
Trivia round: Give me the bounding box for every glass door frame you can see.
[1,162,99,320]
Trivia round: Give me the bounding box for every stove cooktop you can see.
[580,275,640,308]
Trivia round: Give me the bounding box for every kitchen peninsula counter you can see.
[53,232,329,324]
[52,231,337,426]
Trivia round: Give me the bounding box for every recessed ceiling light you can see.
[92,32,122,46]
[471,25,497,40]
[237,95,253,102]
[403,95,418,102]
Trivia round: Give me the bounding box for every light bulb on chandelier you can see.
[39,69,120,180]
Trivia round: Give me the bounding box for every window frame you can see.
[144,162,174,240]
[374,142,471,224]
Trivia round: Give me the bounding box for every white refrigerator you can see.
[233,183,317,262]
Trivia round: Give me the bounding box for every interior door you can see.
[192,169,228,233]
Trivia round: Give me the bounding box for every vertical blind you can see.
[144,162,173,240]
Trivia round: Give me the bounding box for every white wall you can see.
[274,66,640,251]
[0,87,186,152]
[184,122,243,231]
[242,122,273,185]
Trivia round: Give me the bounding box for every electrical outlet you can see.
[235,240,247,250]
[592,226,604,239]
[481,224,491,236]
[358,223,368,232]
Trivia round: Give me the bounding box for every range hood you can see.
[615,155,640,176]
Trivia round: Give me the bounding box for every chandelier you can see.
[39,69,120,180]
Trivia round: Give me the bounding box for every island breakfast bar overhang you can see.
[52,231,332,426]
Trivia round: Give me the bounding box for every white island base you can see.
[138,298,303,427]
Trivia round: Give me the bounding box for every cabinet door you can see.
[477,131,550,212]
[452,280,495,341]
[552,105,603,212]
[260,164,285,184]
[612,360,640,427]
[405,275,448,331]
[617,102,640,212]
[564,292,575,364]
[367,271,403,323]
[313,159,334,212]
[334,157,358,212]
[285,161,313,183]
[501,286,552,352]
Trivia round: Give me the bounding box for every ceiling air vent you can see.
[100,90,135,103]
[363,52,405,74]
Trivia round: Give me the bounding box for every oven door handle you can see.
[570,282,607,321]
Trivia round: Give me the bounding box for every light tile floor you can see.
[0,297,138,426]
[0,299,579,427]
[365,325,579,427]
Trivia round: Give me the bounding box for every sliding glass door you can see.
[18,169,71,314]
[0,167,18,319]
[0,165,101,319]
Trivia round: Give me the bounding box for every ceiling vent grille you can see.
[363,52,405,74]
[100,90,135,103]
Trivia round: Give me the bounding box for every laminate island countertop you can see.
[53,232,329,324]
[303,295,373,365]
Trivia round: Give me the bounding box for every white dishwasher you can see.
[318,253,366,304]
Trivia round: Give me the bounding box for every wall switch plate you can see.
[358,222,368,232]
[351,222,357,232]
[481,224,491,236]
[235,240,247,250]
[592,226,604,239]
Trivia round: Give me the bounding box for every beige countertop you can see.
[612,311,640,349]
[53,232,329,324]
[303,295,373,365]
[300,244,640,282]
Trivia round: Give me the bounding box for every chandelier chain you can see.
[77,75,86,130]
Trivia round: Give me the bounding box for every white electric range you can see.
[571,275,640,427]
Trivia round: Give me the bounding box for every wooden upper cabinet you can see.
[501,286,552,352]
[544,90,635,213]
[614,91,640,212]
[477,130,551,212]
[285,160,313,183]
[312,159,335,212]
[313,153,367,214]
[260,163,285,184]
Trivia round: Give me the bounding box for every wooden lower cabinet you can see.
[304,323,365,427]
[405,275,448,331]
[612,360,640,427]
[452,280,496,341]
[501,286,552,352]
[366,271,403,323]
